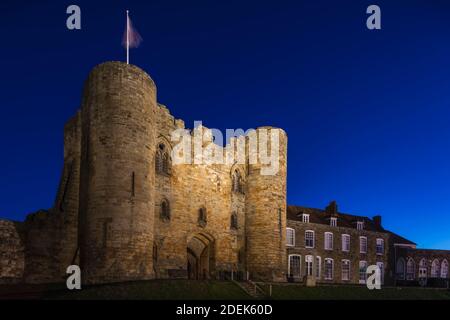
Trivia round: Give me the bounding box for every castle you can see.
[0,62,449,287]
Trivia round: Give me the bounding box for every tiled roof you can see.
[287,205,386,232]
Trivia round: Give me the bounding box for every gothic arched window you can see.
[431,259,440,278]
[156,143,171,175]
[160,199,170,221]
[406,258,415,280]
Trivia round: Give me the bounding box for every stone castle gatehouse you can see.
[0,62,449,287]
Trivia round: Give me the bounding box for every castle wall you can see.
[153,109,246,278]
[78,62,157,284]
[21,113,81,284]
[0,220,24,283]
[0,62,288,284]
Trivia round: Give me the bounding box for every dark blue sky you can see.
[1,0,449,249]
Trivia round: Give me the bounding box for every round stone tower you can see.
[245,127,288,282]
[78,62,157,284]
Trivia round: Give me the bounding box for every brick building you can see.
[286,202,390,285]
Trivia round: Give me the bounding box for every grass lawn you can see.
[260,283,450,300]
[43,280,252,300]
[2,280,450,300]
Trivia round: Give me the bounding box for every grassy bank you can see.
[260,283,450,300]
[2,280,450,300]
[44,280,251,300]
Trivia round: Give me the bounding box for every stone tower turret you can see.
[245,127,287,281]
[79,62,157,284]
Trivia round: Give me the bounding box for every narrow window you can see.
[342,234,350,252]
[302,214,310,223]
[357,221,364,231]
[305,230,315,248]
[156,150,163,174]
[305,255,314,276]
[198,207,207,227]
[330,217,337,227]
[160,199,170,221]
[359,236,367,254]
[232,170,244,194]
[286,228,295,247]
[324,232,333,250]
[376,238,384,255]
[131,172,136,197]
[288,255,301,278]
[359,261,368,284]
[324,258,334,280]
[162,152,170,174]
[230,212,238,230]
[315,257,321,279]
[406,258,415,280]
[342,260,350,281]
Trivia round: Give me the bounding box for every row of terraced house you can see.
[285,201,450,287]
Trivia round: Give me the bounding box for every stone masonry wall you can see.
[0,220,24,282]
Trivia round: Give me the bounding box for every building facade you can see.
[0,62,449,287]
[285,202,390,285]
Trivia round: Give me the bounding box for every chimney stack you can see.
[373,215,382,228]
[326,201,338,216]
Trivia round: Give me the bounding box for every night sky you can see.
[1,0,450,249]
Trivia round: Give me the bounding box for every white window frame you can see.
[330,217,337,227]
[359,261,368,284]
[342,260,351,281]
[342,234,350,252]
[324,258,334,280]
[305,255,314,277]
[357,221,364,231]
[305,230,315,248]
[286,228,295,247]
[315,256,321,279]
[288,254,302,278]
[302,214,310,223]
[376,238,384,255]
[324,232,333,251]
[359,236,367,254]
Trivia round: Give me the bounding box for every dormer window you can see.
[302,214,310,223]
[357,221,364,231]
[330,217,337,227]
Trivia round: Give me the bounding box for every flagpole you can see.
[126,10,130,64]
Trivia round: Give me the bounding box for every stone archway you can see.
[187,233,215,280]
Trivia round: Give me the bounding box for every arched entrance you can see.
[187,233,215,280]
